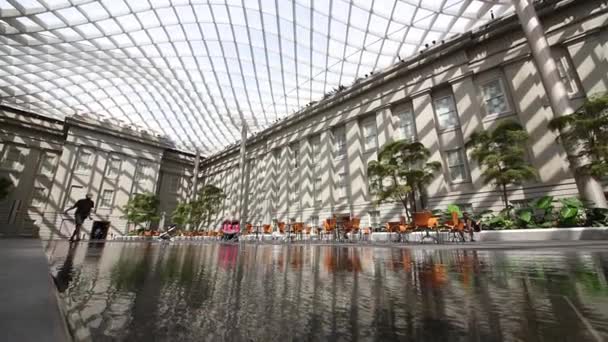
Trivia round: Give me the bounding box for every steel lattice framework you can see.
[0,0,513,154]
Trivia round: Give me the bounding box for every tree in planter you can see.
[367,140,441,220]
[0,177,12,201]
[123,192,160,230]
[465,120,537,211]
[171,184,226,230]
[548,93,608,204]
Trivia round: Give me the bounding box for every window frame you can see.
[433,94,459,130]
[31,186,47,207]
[99,189,115,209]
[362,120,378,152]
[397,107,417,142]
[481,78,511,116]
[105,156,122,178]
[445,148,468,183]
[336,171,348,200]
[74,149,93,175]
[313,177,322,207]
[333,127,347,160]
[1,145,24,170]
[38,152,58,176]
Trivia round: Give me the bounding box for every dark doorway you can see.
[91,221,110,240]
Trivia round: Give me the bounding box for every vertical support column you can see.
[513,0,607,208]
[185,148,200,231]
[238,124,249,230]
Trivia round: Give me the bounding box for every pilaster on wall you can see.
[345,119,365,212]
[412,92,446,196]
[375,105,395,148]
[319,130,332,213]
[300,139,312,210]
[452,76,485,189]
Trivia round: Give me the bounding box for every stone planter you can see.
[478,227,608,242]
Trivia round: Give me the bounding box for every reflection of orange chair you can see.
[293,222,304,240]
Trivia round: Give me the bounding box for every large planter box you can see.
[478,227,608,242]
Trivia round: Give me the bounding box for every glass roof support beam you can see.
[238,124,250,231]
[513,0,607,208]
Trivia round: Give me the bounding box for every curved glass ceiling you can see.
[0,0,513,154]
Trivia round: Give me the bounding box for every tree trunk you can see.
[411,190,418,213]
[501,183,510,217]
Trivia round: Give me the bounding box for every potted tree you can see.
[548,93,608,208]
[465,120,537,215]
[367,140,441,221]
[123,192,160,236]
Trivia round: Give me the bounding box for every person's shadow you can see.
[53,243,78,293]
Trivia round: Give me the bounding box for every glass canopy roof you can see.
[0,0,513,154]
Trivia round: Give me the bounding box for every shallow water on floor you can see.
[44,241,608,341]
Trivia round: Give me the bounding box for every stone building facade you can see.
[0,106,194,238]
[199,0,608,229]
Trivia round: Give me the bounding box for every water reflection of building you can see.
[45,243,608,341]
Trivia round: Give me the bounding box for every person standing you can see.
[64,193,95,242]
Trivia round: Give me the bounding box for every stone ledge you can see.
[478,227,608,242]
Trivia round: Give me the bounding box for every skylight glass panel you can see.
[0,0,514,153]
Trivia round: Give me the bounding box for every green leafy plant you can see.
[123,192,160,228]
[548,93,608,181]
[514,196,555,228]
[171,184,226,230]
[0,177,13,201]
[585,207,608,227]
[466,120,537,211]
[481,207,515,230]
[557,197,585,227]
[368,140,441,219]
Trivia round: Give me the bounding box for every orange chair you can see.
[278,222,286,234]
[246,223,253,234]
[444,211,465,242]
[323,218,336,240]
[263,224,272,234]
[413,211,439,242]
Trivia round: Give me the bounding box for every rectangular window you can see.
[75,150,92,174]
[482,79,509,115]
[336,172,347,199]
[1,145,23,169]
[333,127,347,159]
[555,53,579,95]
[31,187,47,207]
[100,189,114,208]
[362,120,377,151]
[291,143,299,169]
[135,161,151,183]
[313,177,322,207]
[105,157,121,178]
[446,149,467,182]
[169,175,180,193]
[433,95,459,130]
[397,108,416,141]
[38,152,57,176]
[67,185,85,208]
